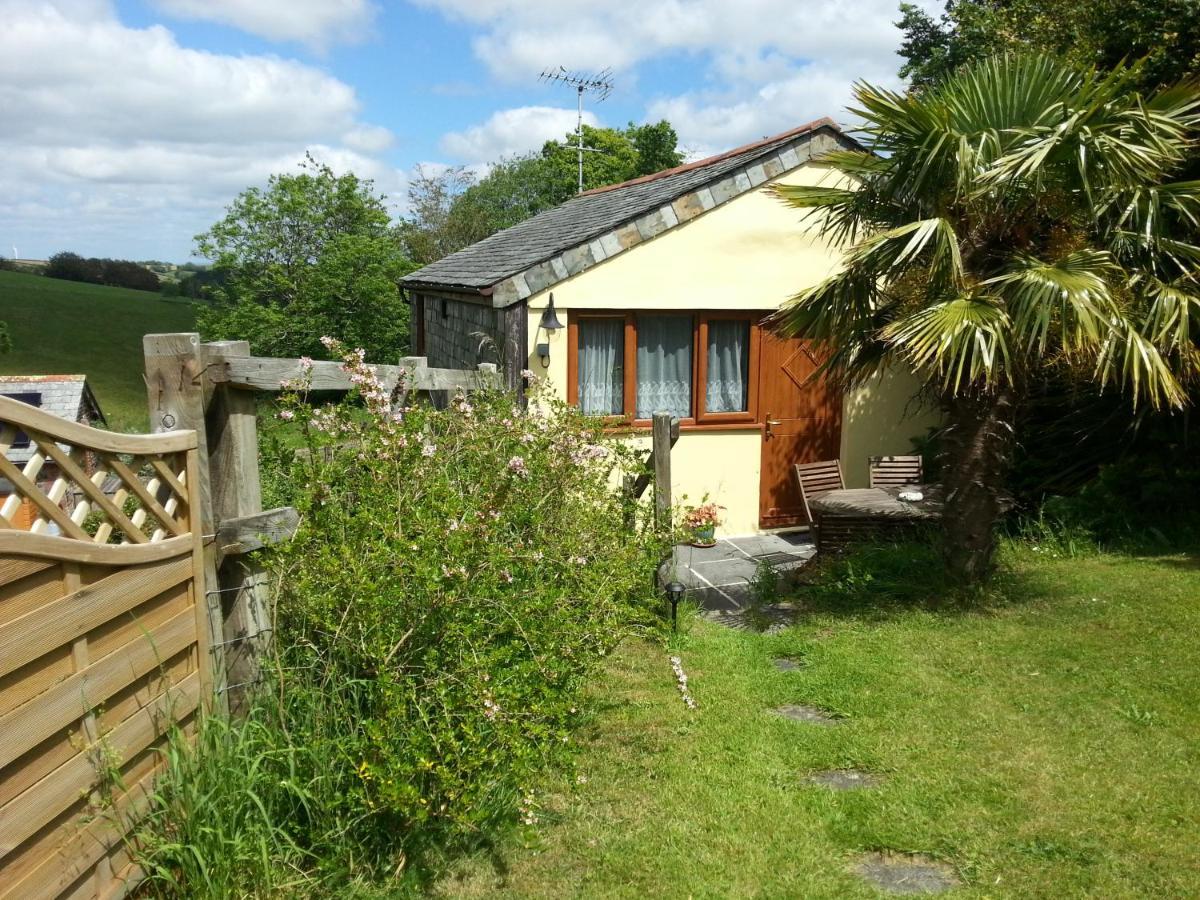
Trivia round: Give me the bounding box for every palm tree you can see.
[774,54,1200,582]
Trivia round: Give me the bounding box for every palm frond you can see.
[772,184,857,210]
[983,68,1198,196]
[773,270,881,345]
[848,218,964,290]
[985,250,1121,354]
[882,296,1012,393]
[1139,277,1200,353]
[1095,325,1187,409]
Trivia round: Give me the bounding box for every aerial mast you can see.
[538,66,614,193]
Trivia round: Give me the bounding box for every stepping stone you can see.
[807,769,880,790]
[855,851,960,895]
[771,704,839,726]
[772,657,804,671]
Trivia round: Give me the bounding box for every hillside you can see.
[0,270,198,431]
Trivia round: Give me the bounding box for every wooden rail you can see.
[212,354,501,394]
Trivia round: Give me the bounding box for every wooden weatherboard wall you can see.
[0,394,208,900]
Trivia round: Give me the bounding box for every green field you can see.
[0,269,198,431]
[437,544,1200,898]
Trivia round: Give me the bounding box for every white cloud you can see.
[439,106,597,164]
[418,0,923,79]
[0,1,399,260]
[151,0,377,50]
[647,60,902,156]
[419,0,939,153]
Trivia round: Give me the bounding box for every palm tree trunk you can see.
[940,388,1015,583]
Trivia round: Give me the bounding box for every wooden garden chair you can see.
[793,459,845,527]
[868,454,924,488]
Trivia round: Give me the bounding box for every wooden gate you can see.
[0,395,207,899]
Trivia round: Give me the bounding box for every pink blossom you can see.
[319,336,336,349]
[507,455,529,477]
[499,569,513,583]
[298,356,314,370]
[277,409,294,421]
[422,442,437,457]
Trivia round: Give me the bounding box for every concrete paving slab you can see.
[661,530,816,618]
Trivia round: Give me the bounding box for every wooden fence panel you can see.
[0,395,207,900]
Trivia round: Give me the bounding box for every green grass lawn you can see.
[435,545,1200,898]
[0,269,198,431]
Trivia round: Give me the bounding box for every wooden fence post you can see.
[143,332,228,712]
[652,411,673,531]
[203,339,269,712]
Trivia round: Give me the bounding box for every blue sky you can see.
[0,0,932,262]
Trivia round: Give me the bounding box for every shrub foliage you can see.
[137,342,666,893]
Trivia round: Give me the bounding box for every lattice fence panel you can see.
[0,396,206,900]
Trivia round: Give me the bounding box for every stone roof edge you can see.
[483,124,850,308]
[577,116,840,197]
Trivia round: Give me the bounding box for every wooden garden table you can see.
[808,484,943,551]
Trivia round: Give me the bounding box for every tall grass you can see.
[134,709,314,897]
[135,673,425,897]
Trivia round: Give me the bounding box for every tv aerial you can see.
[538,66,614,193]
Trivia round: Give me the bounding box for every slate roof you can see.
[401,118,854,302]
[1,375,106,465]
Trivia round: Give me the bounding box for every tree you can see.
[46,251,104,284]
[773,54,1200,582]
[898,1,1200,91]
[101,259,160,292]
[401,165,482,266]
[45,251,160,291]
[196,155,414,360]
[402,121,684,264]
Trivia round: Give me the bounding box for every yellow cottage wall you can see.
[523,163,940,536]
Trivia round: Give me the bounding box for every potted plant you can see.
[682,502,723,547]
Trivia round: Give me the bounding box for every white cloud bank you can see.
[151,0,377,50]
[418,0,938,154]
[440,106,598,164]
[0,0,400,260]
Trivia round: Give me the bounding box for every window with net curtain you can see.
[704,319,750,413]
[576,314,750,419]
[636,315,692,418]
[576,318,624,415]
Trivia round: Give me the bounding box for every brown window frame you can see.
[567,310,762,430]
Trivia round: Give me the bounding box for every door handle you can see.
[765,415,781,437]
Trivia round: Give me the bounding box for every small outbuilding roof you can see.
[1,375,107,465]
[401,117,859,307]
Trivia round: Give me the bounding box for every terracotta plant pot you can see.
[690,524,716,547]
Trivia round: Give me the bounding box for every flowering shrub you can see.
[254,340,667,875]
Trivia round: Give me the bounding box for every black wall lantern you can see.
[536,293,563,367]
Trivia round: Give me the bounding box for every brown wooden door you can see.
[758,328,842,528]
